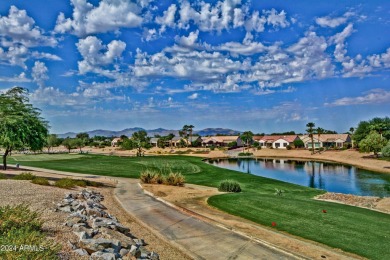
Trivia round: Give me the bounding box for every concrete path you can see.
[115,178,298,260]
[14,165,299,260]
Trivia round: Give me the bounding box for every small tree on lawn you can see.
[0,87,48,170]
[46,134,60,153]
[359,131,388,157]
[306,122,315,154]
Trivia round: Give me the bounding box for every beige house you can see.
[201,136,243,147]
[111,137,122,147]
[300,134,351,149]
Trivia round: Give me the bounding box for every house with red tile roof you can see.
[256,135,300,149]
[201,136,243,147]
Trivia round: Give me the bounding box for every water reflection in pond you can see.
[206,158,390,197]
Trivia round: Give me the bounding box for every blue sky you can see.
[0,0,389,134]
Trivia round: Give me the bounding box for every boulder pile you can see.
[56,189,159,260]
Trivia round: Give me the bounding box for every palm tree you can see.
[316,127,324,153]
[240,131,254,151]
[181,125,190,147]
[306,122,315,154]
[349,127,355,148]
[187,125,195,146]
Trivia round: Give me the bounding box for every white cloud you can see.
[330,23,354,62]
[155,4,177,33]
[55,0,144,36]
[316,16,347,28]
[76,36,126,74]
[0,6,57,47]
[325,89,390,106]
[0,72,30,83]
[31,61,49,87]
[188,93,199,99]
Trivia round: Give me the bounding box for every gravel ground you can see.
[0,176,192,260]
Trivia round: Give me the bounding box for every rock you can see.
[149,251,160,260]
[134,238,146,246]
[129,245,141,258]
[90,251,116,260]
[65,216,85,227]
[92,218,130,233]
[73,248,89,256]
[73,231,90,240]
[99,227,135,249]
[86,208,107,218]
[79,238,121,254]
[67,240,77,250]
[58,205,73,213]
[72,225,95,237]
[119,248,129,257]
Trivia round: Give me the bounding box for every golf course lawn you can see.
[7,154,390,259]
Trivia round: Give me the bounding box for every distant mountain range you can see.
[57,127,242,138]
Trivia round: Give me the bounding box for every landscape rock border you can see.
[56,189,159,259]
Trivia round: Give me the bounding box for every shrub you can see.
[209,145,215,151]
[218,180,241,192]
[13,172,36,180]
[83,179,103,187]
[0,204,60,259]
[0,173,7,179]
[31,177,50,186]
[54,178,76,189]
[286,145,292,150]
[238,152,253,156]
[140,169,158,184]
[382,144,390,157]
[165,172,185,186]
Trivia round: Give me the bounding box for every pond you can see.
[206,158,390,197]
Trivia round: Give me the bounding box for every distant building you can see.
[300,134,351,149]
[201,136,243,147]
[256,135,300,149]
[111,137,122,147]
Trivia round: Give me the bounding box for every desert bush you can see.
[218,180,241,192]
[0,204,60,259]
[13,172,35,180]
[54,178,76,189]
[238,152,253,156]
[165,172,185,186]
[140,169,158,184]
[83,179,103,187]
[0,173,7,179]
[31,177,50,186]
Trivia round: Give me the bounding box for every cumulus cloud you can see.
[325,89,390,106]
[0,6,58,68]
[55,0,144,36]
[76,36,126,74]
[316,16,347,28]
[0,6,57,47]
[155,4,177,33]
[0,72,30,83]
[31,61,49,87]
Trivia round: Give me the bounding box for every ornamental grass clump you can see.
[140,169,158,184]
[218,180,242,192]
[13,172,36,180]
[54,178,77,189]
[0,173,7,179]
[31,177,50,186]
[165,172,185,186]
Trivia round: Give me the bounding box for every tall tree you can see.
[306,122,315,154]
[181,125,190,147]
[359,131,388,157]
[0,87,48,169]
[316,127,324,152]
[240,131,254,149]
[349,127,355,148]
[187,125,194,145]
[46,134,59,153]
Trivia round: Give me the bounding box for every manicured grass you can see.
[8,154,390,259]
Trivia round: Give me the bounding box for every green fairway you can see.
[10,154,85,161]
[7,154,390,259]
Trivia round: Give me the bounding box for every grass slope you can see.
[8,154,390,259]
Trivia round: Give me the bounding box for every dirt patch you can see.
[316,193,390,214]
[142,183,365,260]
